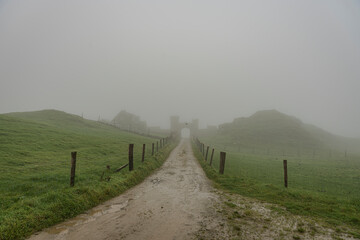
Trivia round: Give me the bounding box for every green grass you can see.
[0,110,176,240]
[192,141,360,237]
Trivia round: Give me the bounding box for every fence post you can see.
[209,148,214,166]
[283,160,288,188]
[70,151,77,187]
[219,152,226,174]
[142,144,145,162]
[152,143,154,156]
[129,144,134,171]
[202,144,205,156]
[205,146,209,161]
[156,141,159,152]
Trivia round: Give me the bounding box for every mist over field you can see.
[0,0,359,137]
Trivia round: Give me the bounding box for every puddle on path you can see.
[44,200,130,235]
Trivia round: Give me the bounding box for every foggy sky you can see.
[0,0,359,137]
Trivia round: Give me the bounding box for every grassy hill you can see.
[200,109,358,156]
[0,110,175,240]
[6,109,120,134]
[195,110,360,237]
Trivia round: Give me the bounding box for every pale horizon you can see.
[1,0,359,137]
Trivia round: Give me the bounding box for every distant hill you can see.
[0,109,157,172]
[200,110,360,155]
[7,109,91,126]
[5,109,115,134]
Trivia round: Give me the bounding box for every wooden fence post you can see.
[70,151,77,187]
[129,144,134,171]
[219,152,226,174]
[209,148,214,166]
[142,144,145,162]
[283,160,288,188]
[205,146,209,161]
[156,141,159,152]
[152,143,154,156]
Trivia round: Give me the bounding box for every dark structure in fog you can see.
[112,110,147,133]
[170,116,199,136]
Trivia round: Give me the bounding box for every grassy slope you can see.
[192,143,360,237]
[0,110,176,240]
[194,151,360,237]
[207,109,358,156]
[194,111,360,237]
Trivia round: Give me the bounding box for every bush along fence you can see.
[69,136,174,187]
[193,138,289,188]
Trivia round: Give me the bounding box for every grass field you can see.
[0,110,176,240]
[193,140,360,237]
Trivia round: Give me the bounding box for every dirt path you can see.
[29,139,228,240]
[28,139,358,240]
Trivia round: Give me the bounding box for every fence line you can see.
[70,135,175,187]
[193,137,289,188]
[193,137,226,175]
[97,120,168,140]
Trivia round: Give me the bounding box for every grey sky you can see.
[0,0,359,137]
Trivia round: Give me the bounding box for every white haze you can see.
[0,0,359,137]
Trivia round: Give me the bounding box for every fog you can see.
[0,0,359,137]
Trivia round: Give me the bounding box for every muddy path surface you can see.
[28,139,358,240]
[29,139,228,240]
